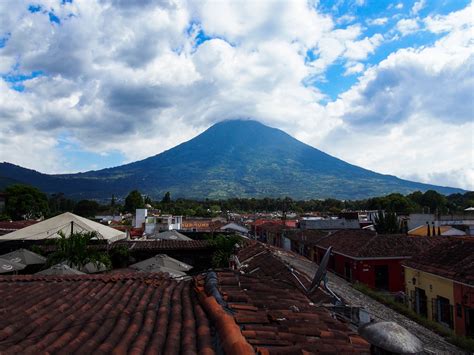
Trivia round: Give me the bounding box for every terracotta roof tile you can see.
[316,230,448,258]
[215,271,369,354]
[403,237,474,285]
[0,273,217,353]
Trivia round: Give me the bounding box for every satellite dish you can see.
[309,246,332,294]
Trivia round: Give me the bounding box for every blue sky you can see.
[0,0,472,190]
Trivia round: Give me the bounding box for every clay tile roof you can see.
[40,239,213,254]
[316,230,448,258]
[283,230,329,246]
[113,240,212,251]
[403,237,474,285]
[0,273,217,354]
[237,243,313,292]
[0,221,39,236]
[214,270,370,354]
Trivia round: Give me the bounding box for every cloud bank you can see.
[0,0,472,190]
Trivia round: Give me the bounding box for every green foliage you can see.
[353,283,474,352]
[124,190,144,212]
[48,192,75,216]
[374,210,401,234]
[73,199,100,217]
[109,245,130,268]
[161,191,171,203]
[207,234,242,268]
[5,184,49,220]
[0,121,465,201]
[47,231,111,270]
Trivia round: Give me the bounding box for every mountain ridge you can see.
[0,119,465,199]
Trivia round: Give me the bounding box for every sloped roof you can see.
[0,257,25,274]
[0,267,371,353]
[130,254,193,273]
[403,238,474,285]
[0,212,126,243]
[0,221,39,236]
[221,223,249,234]
[148,230,191,241]
[283,229,329,246]
[202,271,370,353]
[36,264,85,275]
[0,273,215,353]
[408,225,465,236]
[0,248,46,265]
[316,230,447,259]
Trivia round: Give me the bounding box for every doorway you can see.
[415,287,428,317]
[374,265,389,290]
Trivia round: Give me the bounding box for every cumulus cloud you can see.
[411,0,426,15]
[322,3,474,189]
[0,0,472,190]
[367,17,388,26]
[395,18,420,36]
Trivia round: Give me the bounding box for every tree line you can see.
[1,184,473,220]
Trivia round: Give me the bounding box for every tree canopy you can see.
[124,190,144,212]
[4,184,49,220]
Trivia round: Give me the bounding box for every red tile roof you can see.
[315,230,448,259]
[284,230,329,246]
[113,240,212,251]
[213,270,370,354]
[237,242,312,292]
[39,239,212,253]
[0,261,370,354]
[0,273,216,354]
[0,220,39,236]
[403,237,474,285]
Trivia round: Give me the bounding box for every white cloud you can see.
[344,62,365,75]
[396,18,420,36]
[367,17,388,26]
[0,0,472,191]
[323,4,474,189]
[411,0,426,15]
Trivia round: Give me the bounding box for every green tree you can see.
[5,184,49,220]
[207,234,242,268]
[124,190,144,212]
[161,191,171,203]
[421,190,448,214]
[374,211,400,234]
[47,231,111,269]
[73,200,100,217]
[48,192,76,216]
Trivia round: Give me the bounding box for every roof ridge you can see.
[194,275,255,354]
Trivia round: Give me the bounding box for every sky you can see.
[0,0,473,190]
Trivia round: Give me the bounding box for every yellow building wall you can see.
[404,266,454,324]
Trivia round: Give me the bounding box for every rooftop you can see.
[0,244,371,354]
[314,230,448,259]
[403,237,474,285]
